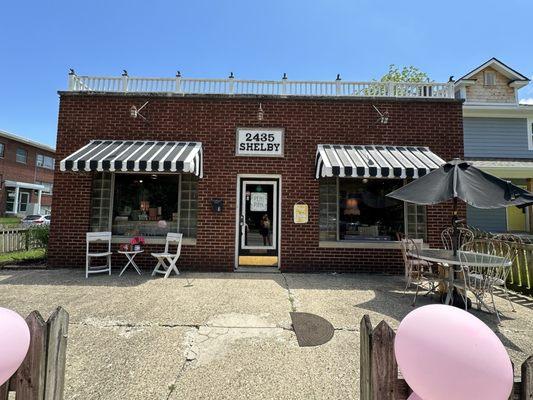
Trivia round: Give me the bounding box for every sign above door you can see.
[236,128,284,157]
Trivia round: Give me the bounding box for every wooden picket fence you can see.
[0,228,31,253]
[360,315,533,400]
[0,307,69,400]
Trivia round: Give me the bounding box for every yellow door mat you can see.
[238,256,278,266]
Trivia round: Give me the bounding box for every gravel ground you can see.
[0,269,532,399]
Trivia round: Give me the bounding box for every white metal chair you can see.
[151,233,182,278]
[441,226,474,250]
[86,232,112,278]
[458,240,511,323]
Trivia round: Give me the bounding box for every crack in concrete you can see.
[281,272,297,312]
[70,320,295,330]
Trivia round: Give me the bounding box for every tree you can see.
[378,64,431,83]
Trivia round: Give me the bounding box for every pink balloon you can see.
[395,305,513,400]
[0,308,30,385]
[407,393,424,400]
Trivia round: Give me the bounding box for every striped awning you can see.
[315,145,445,179]
[60,140,203,177]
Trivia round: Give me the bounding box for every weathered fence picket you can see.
[360,315,533,400]
[0,308,69,400]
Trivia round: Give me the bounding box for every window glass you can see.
[16,148,27,164]
[36,154,55,169]
[6,190,15,212]
[406,203,427,241]
[36,181,53,194]
[484,71,496,86]
[90,173,112,232]
[0,143,4,157]
[178,174,198,238]
[319,179,337,241]
[338,179,404,241]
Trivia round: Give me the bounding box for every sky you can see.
[1,0,533,148]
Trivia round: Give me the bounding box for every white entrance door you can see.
[238,178,280,266]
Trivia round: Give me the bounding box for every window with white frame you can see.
[0,143,4,158]
[318,178,419,242]
[36,154,55,169]
[90,172,198,239]
[16,148,27,164]
[484,71,496,86]
[36,181,53,194]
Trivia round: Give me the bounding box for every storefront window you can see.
[90,173,198,239]
[319,178,415,242]
[112,174,179,237]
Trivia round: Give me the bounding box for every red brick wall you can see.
[49,94,464,273]
[0,135,55,215]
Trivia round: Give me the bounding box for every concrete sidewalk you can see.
[1,269,532,399]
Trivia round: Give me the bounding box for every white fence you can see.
[0,228,30,253]
[68,73,455,99]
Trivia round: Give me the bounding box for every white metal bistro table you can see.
[408,249,511,305]
[118,250,143,276]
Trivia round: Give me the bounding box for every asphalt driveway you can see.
[1,269,532,399]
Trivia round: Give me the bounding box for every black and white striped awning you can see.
[315,145,445,179]
[60,140,203,177]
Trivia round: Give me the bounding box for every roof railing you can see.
[67,70,455,99]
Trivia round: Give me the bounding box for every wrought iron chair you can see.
[490,235,519,312]
[458,239,511,323]
[441,226,474,250]
[397,233,439,306]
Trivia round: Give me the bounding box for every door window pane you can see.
[243,183,274,247]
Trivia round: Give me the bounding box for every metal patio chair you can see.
[151,232,182,278]
[458,239,511,323]
[86,232,113,278]
[441,226,474,250]
[398,233,439,306]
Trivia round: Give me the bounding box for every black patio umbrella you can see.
[387,158,533,253]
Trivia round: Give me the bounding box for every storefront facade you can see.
[49,78,463,273]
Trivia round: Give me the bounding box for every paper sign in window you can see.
[250,192,268,212]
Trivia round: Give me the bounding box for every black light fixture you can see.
[211,199,224,213]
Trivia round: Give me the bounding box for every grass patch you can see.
[0,248,46,264]
[0,217,21,227]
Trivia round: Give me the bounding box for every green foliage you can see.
[28,225,50,252]
[378,64,431,83]
[0,217,21,228]
[0,248,46,264]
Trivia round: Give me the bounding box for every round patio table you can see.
[409,249,511,305]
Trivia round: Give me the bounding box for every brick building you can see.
[0,129,55,216]
[49,73,464,273]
